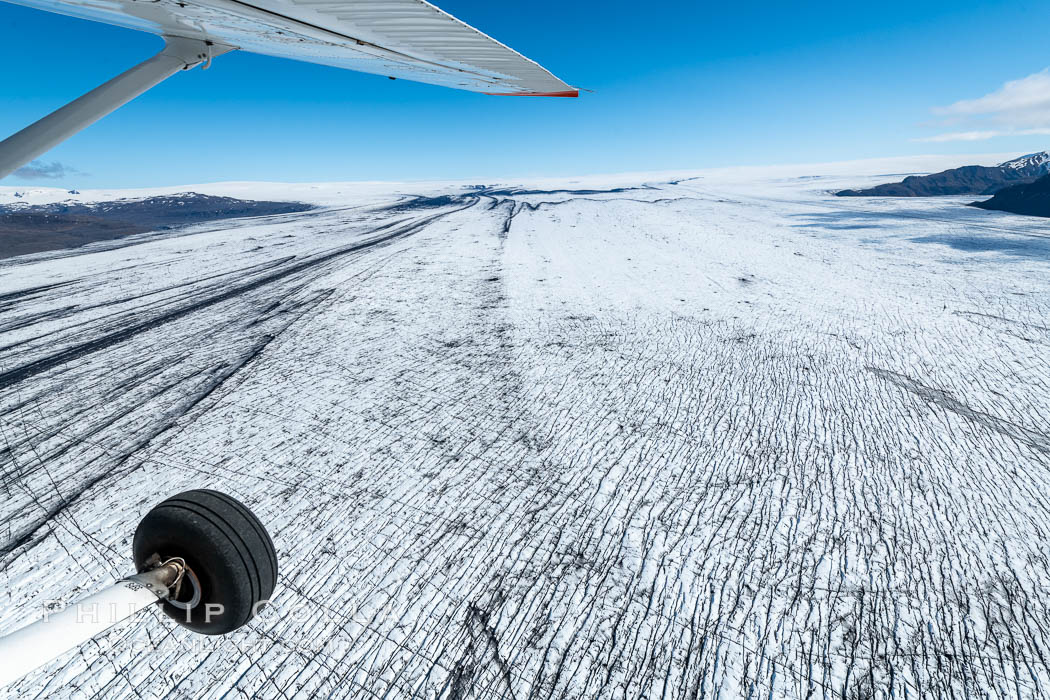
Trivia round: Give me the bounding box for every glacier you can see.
[1,158,1050,698]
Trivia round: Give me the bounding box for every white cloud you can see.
[914,127,1050,143]
[914,130,1004,143]
[934,69,1050,122]
[13,160,83,180]
[921,69,1050,142]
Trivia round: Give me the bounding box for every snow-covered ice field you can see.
[2,158,1050,698]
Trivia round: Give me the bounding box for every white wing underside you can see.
[6,0,577,96]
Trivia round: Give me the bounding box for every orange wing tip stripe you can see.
[485,89,579,97]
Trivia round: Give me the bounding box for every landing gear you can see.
[0,489,277,687]
[133,489,278,635]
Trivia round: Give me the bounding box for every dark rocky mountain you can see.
[0,192,313,258]
[836,152,1050,197]
[969,173,1050,218]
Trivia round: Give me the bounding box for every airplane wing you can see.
[0,0,576,179]
[4,0,578,96]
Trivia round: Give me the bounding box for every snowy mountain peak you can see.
[998,151,1050,172]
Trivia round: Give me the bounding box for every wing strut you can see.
[0,37,233,180]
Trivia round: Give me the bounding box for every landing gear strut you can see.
[0,37,233,180]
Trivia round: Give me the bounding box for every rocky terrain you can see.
[972,172,1050,218]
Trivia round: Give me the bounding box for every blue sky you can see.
[2,0,1050,186]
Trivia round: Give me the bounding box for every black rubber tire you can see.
[133,489,278,635]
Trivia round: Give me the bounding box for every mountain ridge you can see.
[0,193,313,258]
[836,152,1050,197]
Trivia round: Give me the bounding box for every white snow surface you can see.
[2,157,1050,698]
